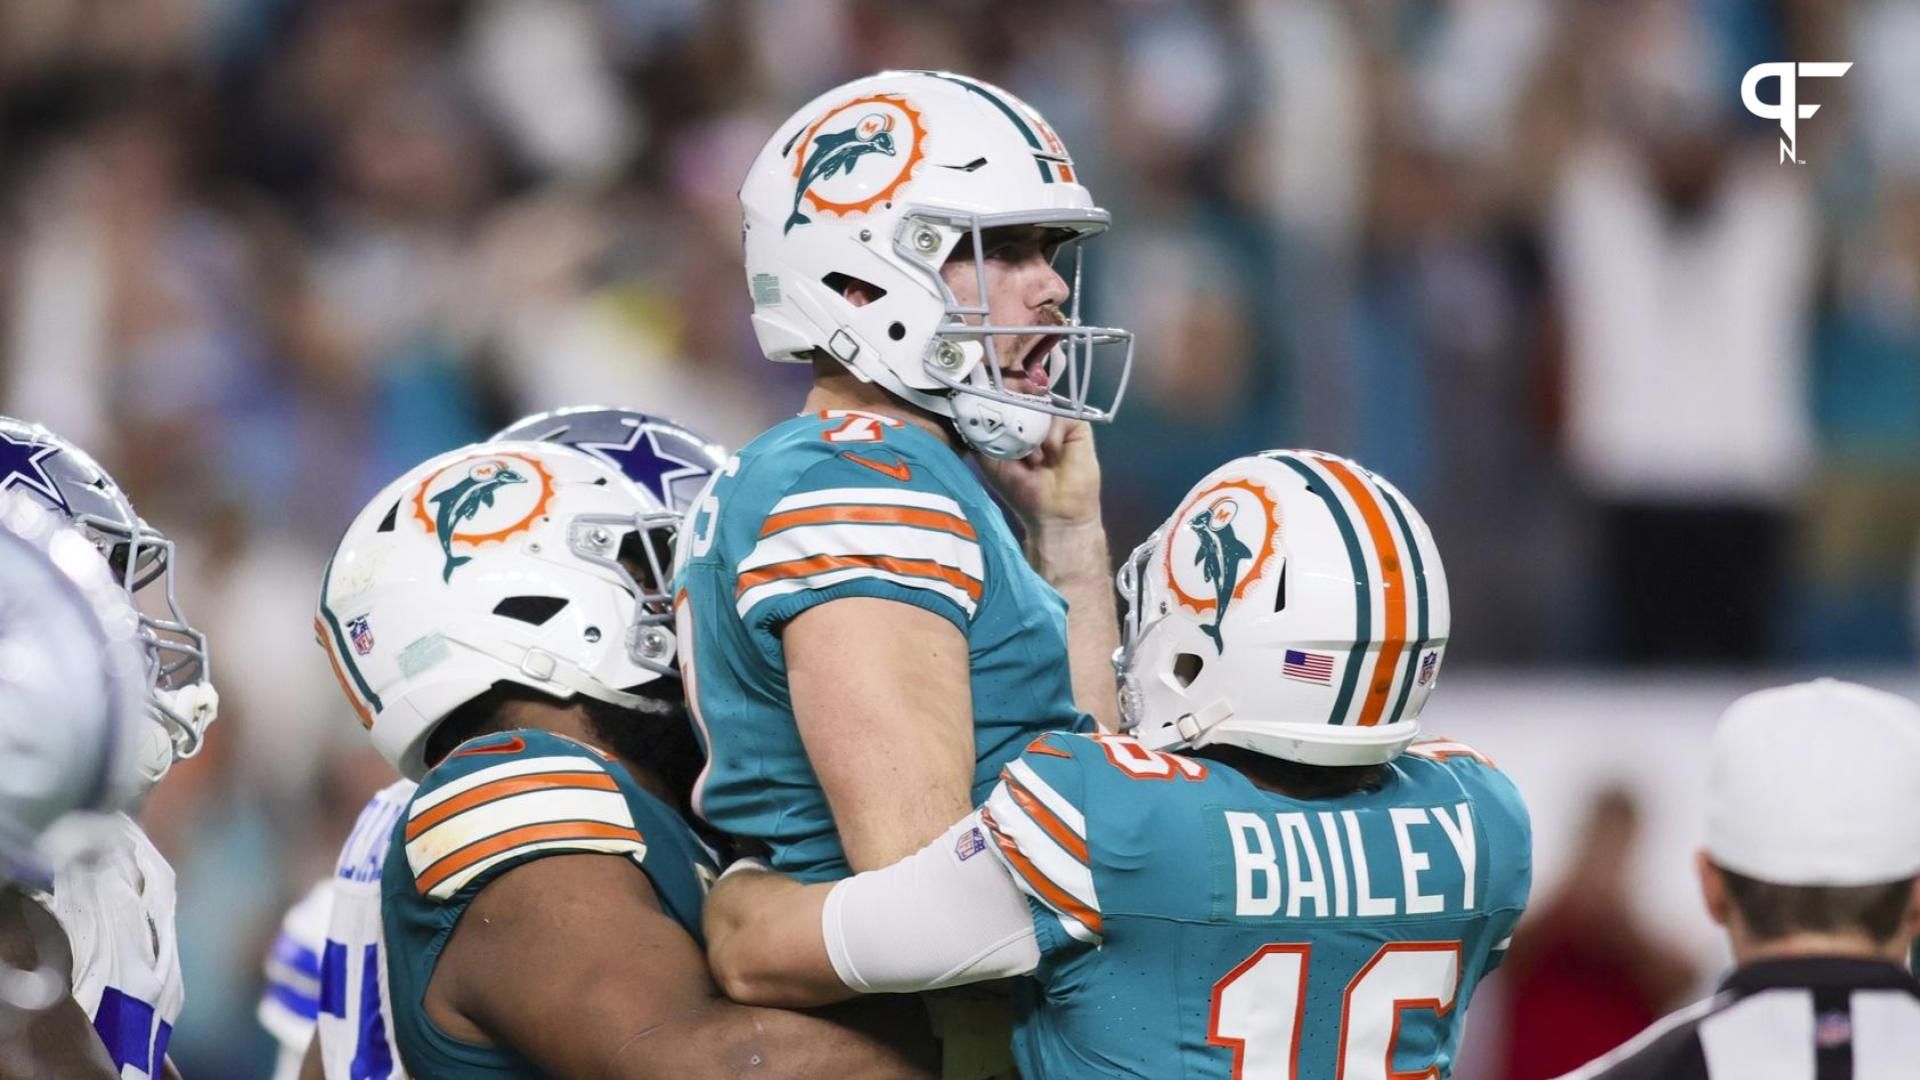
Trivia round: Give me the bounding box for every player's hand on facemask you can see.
[978,418,1102,533]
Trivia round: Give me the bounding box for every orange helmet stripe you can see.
[314,616,374,730]
[1312,457,1408,728]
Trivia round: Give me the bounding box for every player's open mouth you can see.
[1000,333,1060,397]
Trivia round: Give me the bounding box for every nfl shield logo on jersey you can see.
[953,825,987,862]
[347,615,374,656]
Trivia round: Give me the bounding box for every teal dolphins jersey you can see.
[674,409,1087,882]
[380,730,716,1080]
[978,732,1532,1080]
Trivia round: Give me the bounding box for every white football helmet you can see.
[0,493,146,889]
[0,416,216,788]
[741,70,1134,459]
[316,441,682,780]
[1116,451,1451,767]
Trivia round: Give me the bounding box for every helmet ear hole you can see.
[822,273,887,304]
[1173,652,1205,688]
[492,596,569,626]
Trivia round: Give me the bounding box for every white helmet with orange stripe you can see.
[740,70,1134,460]
[315,441,681,780]
[1116,451,1451,767]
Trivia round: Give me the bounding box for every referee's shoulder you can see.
[1551,993,1726,1080]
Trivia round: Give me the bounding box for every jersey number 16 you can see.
[1209,941,1462,1079]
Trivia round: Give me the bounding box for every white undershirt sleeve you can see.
[822,811,1042,994]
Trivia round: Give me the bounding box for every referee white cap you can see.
[1707,678,1920,887]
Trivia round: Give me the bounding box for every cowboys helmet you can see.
[0,493,146,889]
[741,70,1134,460]
[1116,451,1451,767]
[317,441,683,780]
[0,417,216,786]
[491,406,726,516]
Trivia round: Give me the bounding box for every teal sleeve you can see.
[1463,762,1531,972]
[734,449,987,658]
[981,733,1102,964]
[400,731,653,906]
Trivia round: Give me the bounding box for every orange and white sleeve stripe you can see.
[403,756,647,901]
[735,488,984,620]
[980,758,1102,945]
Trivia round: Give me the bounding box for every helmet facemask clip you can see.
[566,508,681,676]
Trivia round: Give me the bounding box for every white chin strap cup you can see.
[134,720,174,789]
[928,335,1054,460]
[951,393,1052,459]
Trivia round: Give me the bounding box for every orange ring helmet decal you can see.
[411,451,557,582]
[1163,477,1282,652]
[784,93,928,234]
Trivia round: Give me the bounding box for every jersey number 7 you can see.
[1209,941,1461,1079]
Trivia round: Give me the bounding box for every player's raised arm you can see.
[436,851,933,1079]
[979,417,1120,732]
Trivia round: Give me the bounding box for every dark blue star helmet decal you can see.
[0,427,71,513]
[492,407,726,514]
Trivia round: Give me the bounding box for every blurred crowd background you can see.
[2,0,1916,1075]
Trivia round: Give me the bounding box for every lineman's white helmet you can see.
[741,70,1134,459]
[316,442,681,780]
[1117,451,1451,767]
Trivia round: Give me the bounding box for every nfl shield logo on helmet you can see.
[1417,650,1439,687]
[347,615,374,656]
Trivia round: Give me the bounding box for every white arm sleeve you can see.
[822,812,1041,994]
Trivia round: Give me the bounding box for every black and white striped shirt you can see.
[1557,958,1920,1080]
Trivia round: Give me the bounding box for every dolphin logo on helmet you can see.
[428,461,527,582]
[1189,498,1252,653]
[786,112,898,233]
[741,71,1134,460]
[1120,452,1451,769]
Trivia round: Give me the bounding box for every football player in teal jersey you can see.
[681,69,1136,891]
[258,407,727,1080]
[315,440,931,1080]
[703,452,1533,1080]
